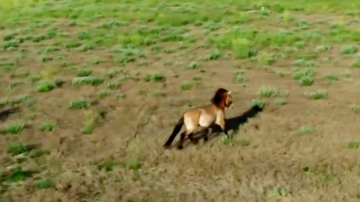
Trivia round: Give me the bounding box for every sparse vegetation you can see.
[299,125,314,134]
[347,140,359,149]
[274,98,286,106]
[248,99,266,109]
[349,103,360,113]
[1,122,25,134]
[0,0,359,201]
[305,89,327,100]
[39,122,56,132]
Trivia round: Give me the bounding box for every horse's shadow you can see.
[174,106,263,148]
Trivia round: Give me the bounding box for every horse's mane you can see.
[210,88,228,106]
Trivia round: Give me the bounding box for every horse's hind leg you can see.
[177,132,186,149]
[188,133,199,145]
[178,130,195,150]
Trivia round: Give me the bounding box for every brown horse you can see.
[163,88,233,149]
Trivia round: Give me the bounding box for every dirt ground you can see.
[1,2,360,202]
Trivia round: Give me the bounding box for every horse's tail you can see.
[163,116,184,148]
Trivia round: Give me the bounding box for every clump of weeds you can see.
[248,99,266,109]
[305,89,327,100]
[142,73,166,82]
[36,68,63,92]
[82,109,98,134]
[293,68,315,86]
[1,122,25,134]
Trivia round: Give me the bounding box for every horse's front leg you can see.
[216,120,231,138]
[215,113,231,138]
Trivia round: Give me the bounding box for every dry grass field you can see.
[1,0,360,201]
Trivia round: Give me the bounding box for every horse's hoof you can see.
[177,145,183,150]
[163,144,171,149]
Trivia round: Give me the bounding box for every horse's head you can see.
[210,88,233,109]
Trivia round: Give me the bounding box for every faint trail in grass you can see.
[119,104,150,158]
